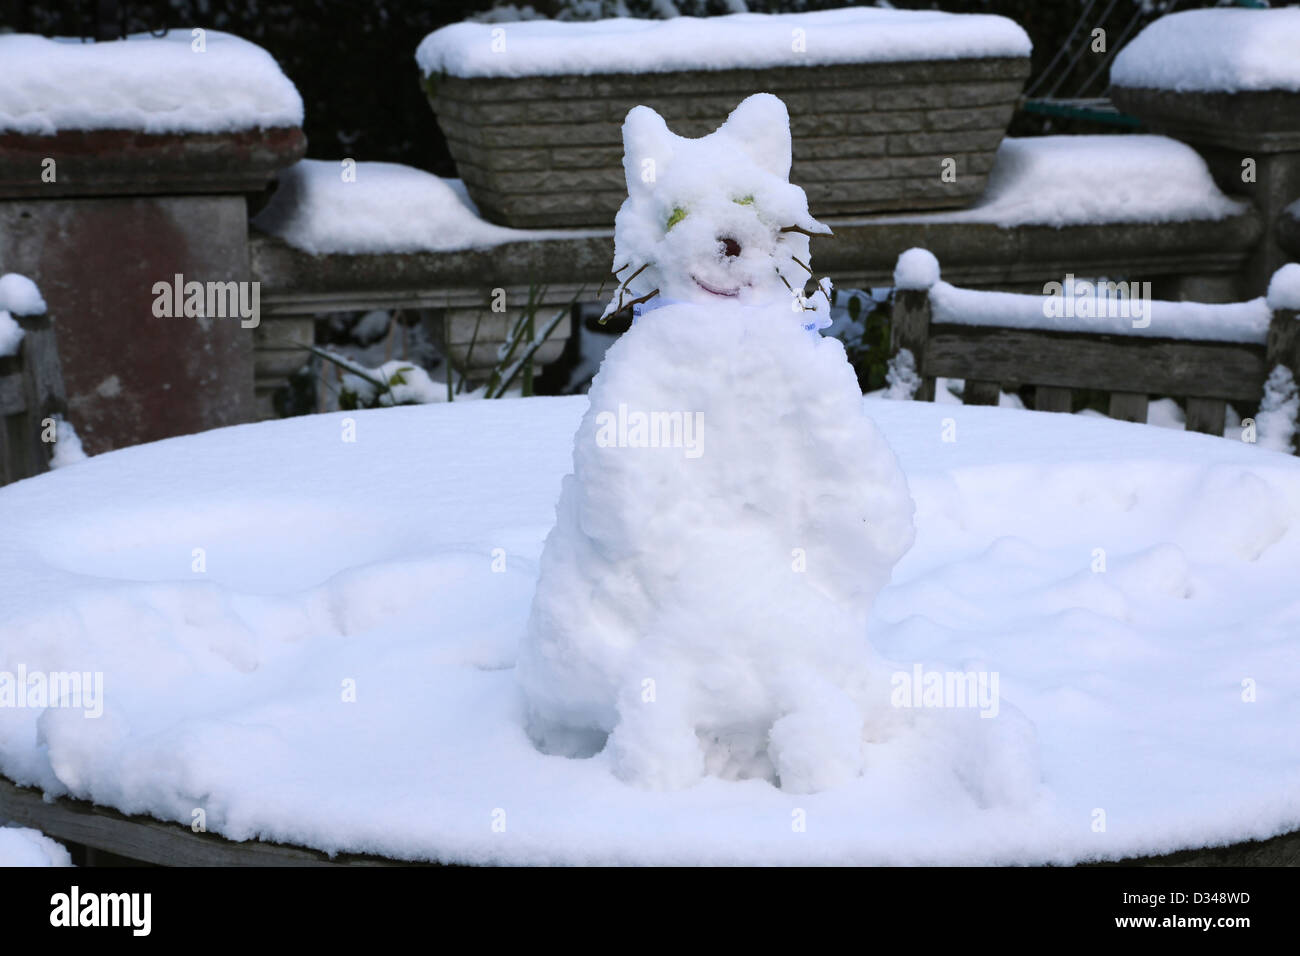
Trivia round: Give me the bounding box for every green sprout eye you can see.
[734,195,755,206]
[666,206,687,231]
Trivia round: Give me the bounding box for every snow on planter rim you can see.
[0,31,303,135]
[1,399,1299,865]
[416,9,1032,80]
[1111,8,1300,94]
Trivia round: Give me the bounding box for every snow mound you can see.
[252,160,556,254]
[417,8,1031,80]
[1267,263,1300,313]
[894,248,940,290]
[1112,8,1300,93]
[0,826,72,866]
[895,136,1245,228]
[48,417,88,469]
[0,31,303,135]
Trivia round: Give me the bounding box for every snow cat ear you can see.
[718,93,793,181]
[622,105,676,198]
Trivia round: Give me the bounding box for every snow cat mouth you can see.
[691,275,741,297]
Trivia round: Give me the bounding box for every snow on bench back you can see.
[0,31,302,135]
[878,136,1244,228]
[895,248,1275,345]
[416,8,1031,79]
[1111,8,1300,93]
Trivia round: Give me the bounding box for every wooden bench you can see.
[890,252,1300,446]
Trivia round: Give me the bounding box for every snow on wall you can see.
[1111,8,1300,93]
[417,8,1031,79]
[886,136,1245,229]
[252,160,578,254]
[0,31,303,135]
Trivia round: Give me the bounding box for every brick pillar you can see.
[0,128,305,454]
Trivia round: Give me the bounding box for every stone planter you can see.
[426,57,1028,228]
[419,10,1032,229]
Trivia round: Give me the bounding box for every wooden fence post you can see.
[890,288,935,403]
[0,310,67,485]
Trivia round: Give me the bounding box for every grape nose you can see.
[719,237,742,258]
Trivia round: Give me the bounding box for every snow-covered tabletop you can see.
[417,8,1031,80]
[0,31,302,135]
[0,826,71,866]
[1111,8,1300,94]
[1,398,1298,865]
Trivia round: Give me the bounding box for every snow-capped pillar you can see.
[890,249,939,403]
[0,32,306,454]
[0,276,67,483]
